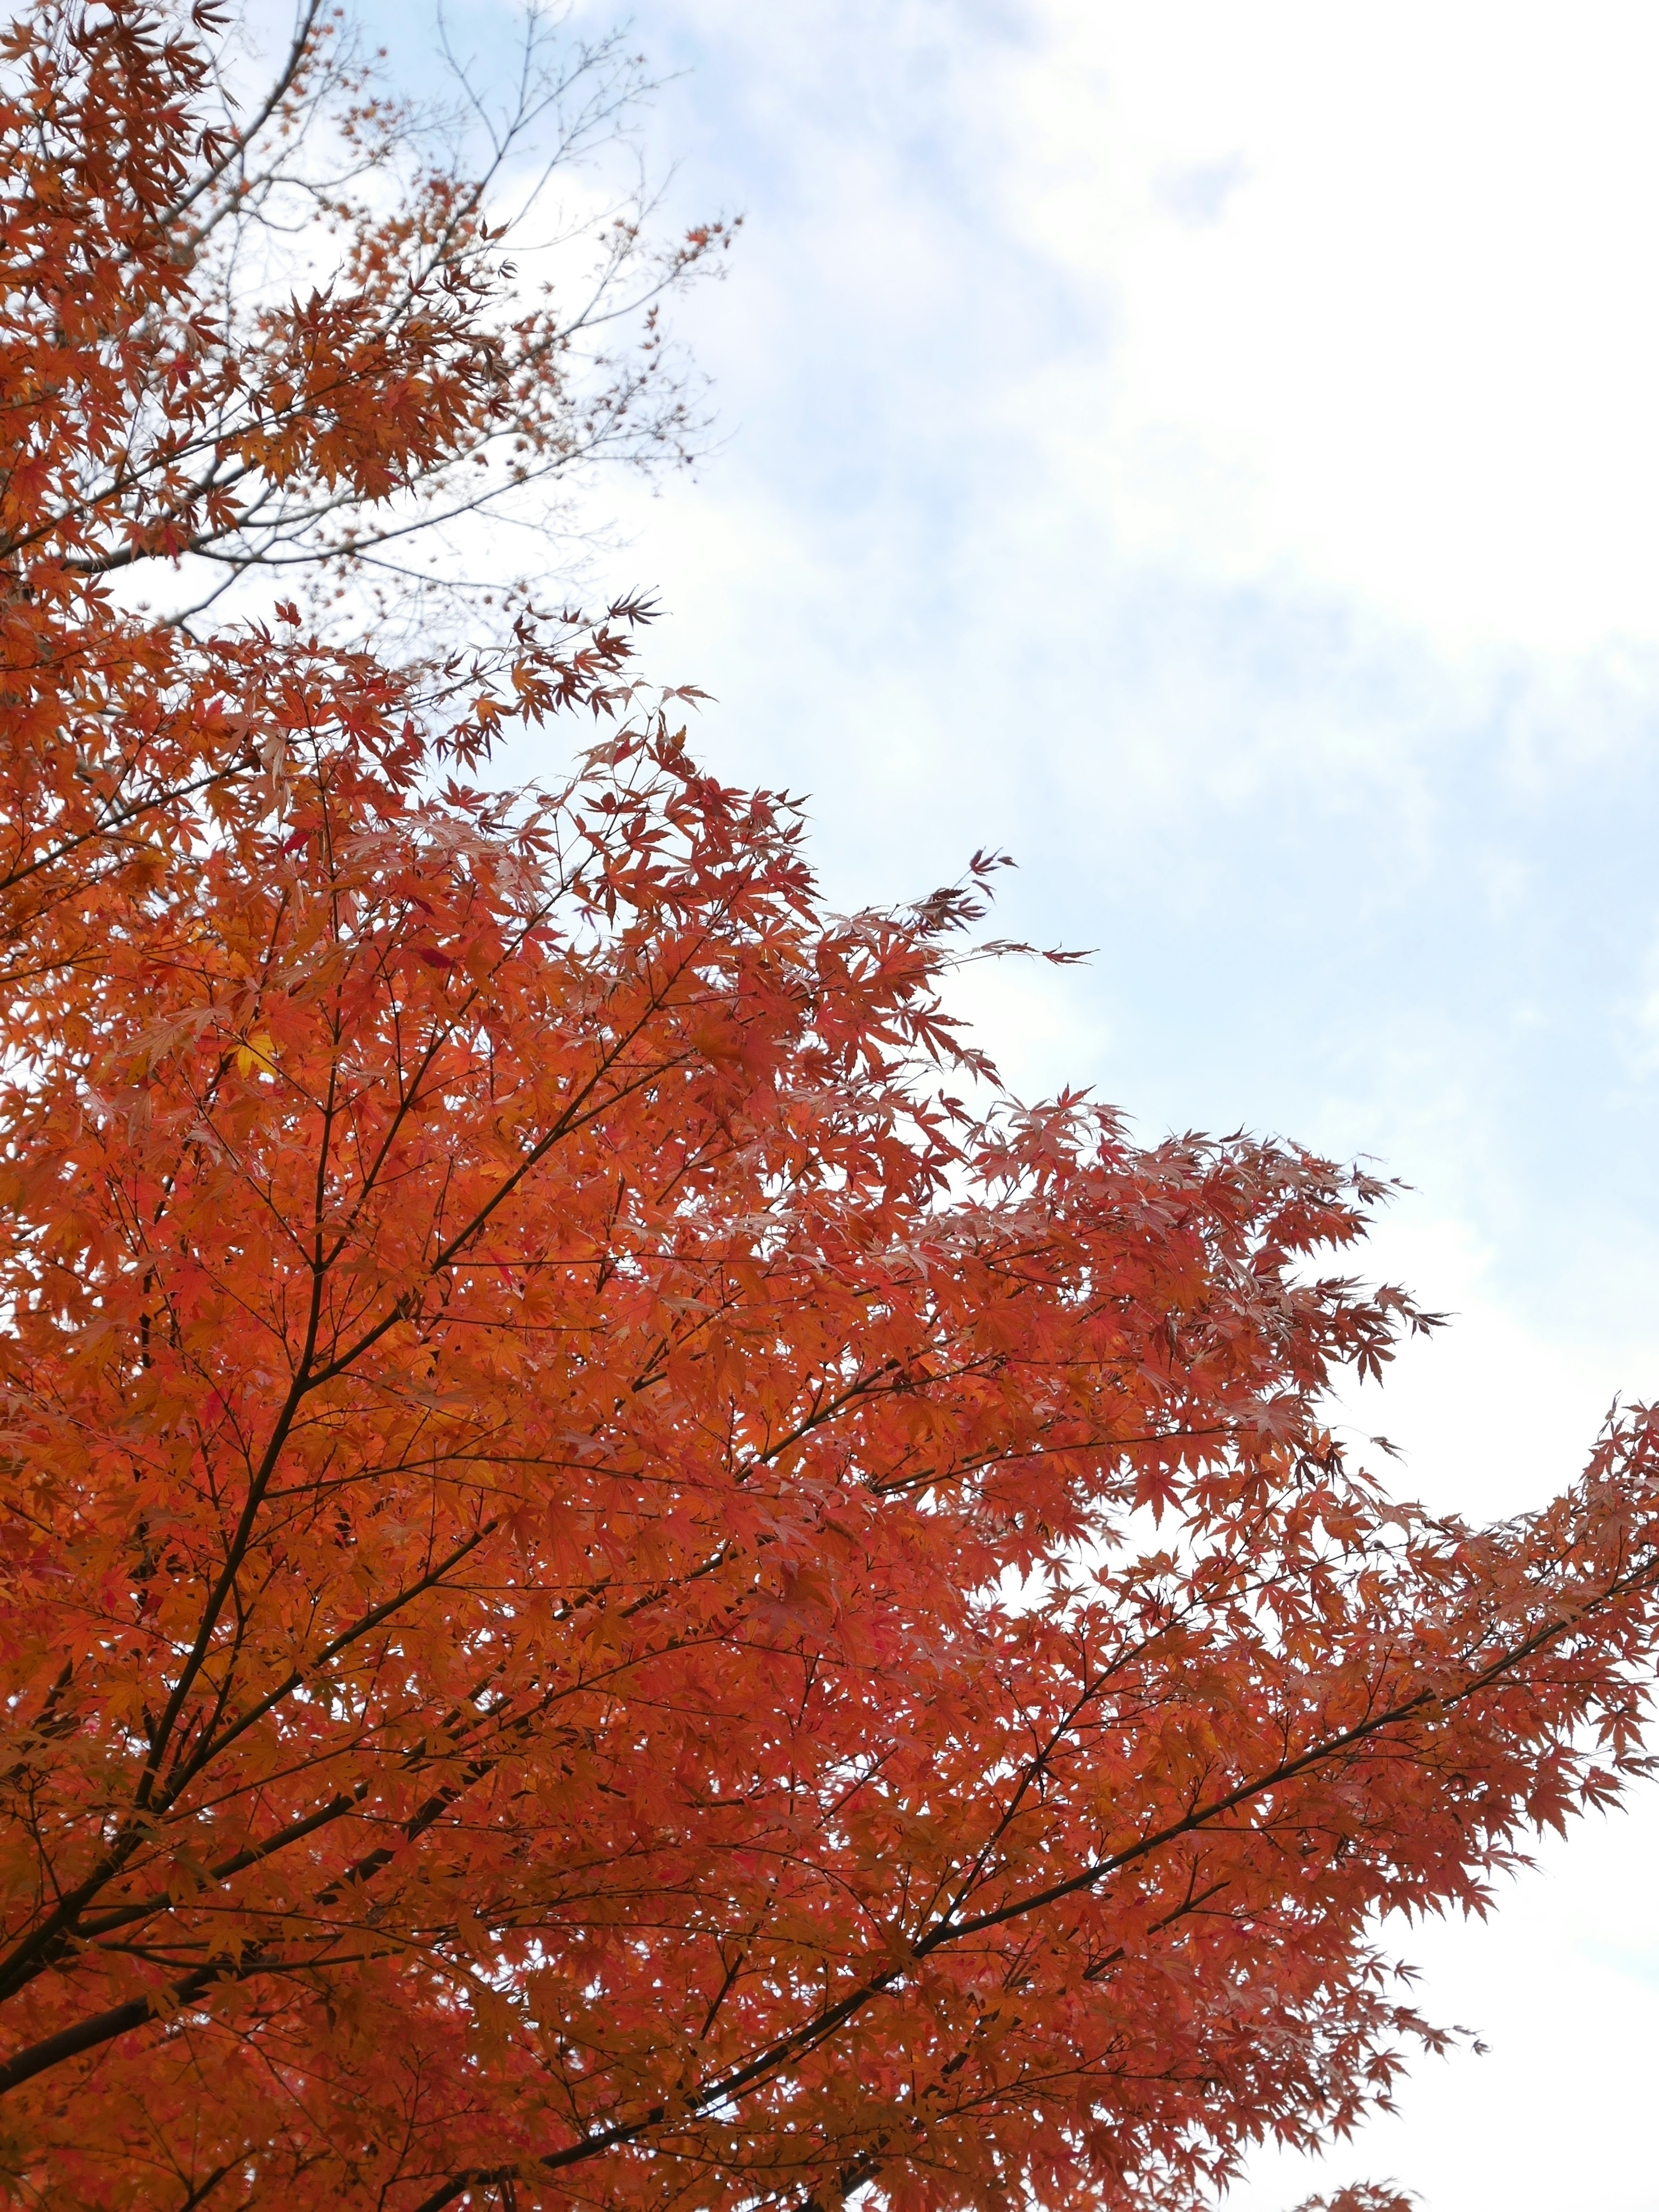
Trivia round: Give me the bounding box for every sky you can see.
[366,0,1659,2202]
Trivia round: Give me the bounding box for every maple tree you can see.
[6,0,732,639]
[4,7,1659,2212]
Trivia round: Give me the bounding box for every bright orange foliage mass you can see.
[3,7,1659,2211]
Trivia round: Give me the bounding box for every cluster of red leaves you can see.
[3,9,1659,2212]
[1,0,729,631]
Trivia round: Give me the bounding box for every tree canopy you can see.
[3,7,1658,2211]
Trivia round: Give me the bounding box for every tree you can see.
[3,7,1659,2212]
[3,0,734,640]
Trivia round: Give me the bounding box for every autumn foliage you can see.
[3,7,1659,2212]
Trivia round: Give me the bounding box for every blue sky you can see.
[545,0,1659,1333]
[362,0,1659,2200]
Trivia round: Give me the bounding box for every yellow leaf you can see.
[235,1031,276,1077]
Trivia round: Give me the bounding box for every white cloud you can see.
[1011,1,1659,655]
